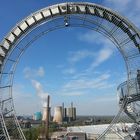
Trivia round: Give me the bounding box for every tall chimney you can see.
[62,102,64,119]
[71,102,73,108]
[46,95,50,140]
[38,95,50,140]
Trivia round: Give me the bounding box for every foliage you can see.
[23,123,59,140]
[23,127,39,140]
[49,122,59,133]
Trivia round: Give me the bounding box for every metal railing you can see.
[117,78,140,104]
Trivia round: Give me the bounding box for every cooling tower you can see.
[53,106,63,124]
[42,107,51,121]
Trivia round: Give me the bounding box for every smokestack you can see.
[67,102,76,121]
[38,95,50,140]
[62,102,64,119]
[46,95,50,140]
[71,102,73,121]
[71,102,73,108]
[42,96,51,121]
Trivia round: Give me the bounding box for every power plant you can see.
[29,98,77,139]
[32,98,77,139]
[33,100,77,124]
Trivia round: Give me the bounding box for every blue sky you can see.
[0,0,140,116]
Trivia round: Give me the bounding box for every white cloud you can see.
[56,64,64,68]
[104,0,130,13]
[23,66,45,79]
[61,91,84,96]
[104,0,140,28]
[79,31,113,47]
[62,49,96,76]
[68,50,95,64]
[78,31,115,70]
[90,47,113,69]
[31,80,50,107]
[70,69,102,80]
[13,85,41,115]
[37,67,45,77]
[61,73,112,92]
[62,68,76,75]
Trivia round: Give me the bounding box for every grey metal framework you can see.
[0,2,140,140]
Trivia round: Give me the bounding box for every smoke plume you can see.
[31,80,49,107]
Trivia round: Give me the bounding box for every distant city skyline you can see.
[0,0,140,116]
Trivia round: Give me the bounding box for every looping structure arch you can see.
[0,2,140,139]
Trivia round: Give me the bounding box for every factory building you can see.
[33,102,76,125]
[66,108,76,122]
[33,112,42,121]
[66,102,76,122]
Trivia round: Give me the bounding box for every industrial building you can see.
[50,132,86,140]
[67,123,134,140]
[32,101,77,125]
[33,112,42,121]
[66,107,76,122]
[32,100,77,125]
[65,102,76,122]
[53,102,77,124]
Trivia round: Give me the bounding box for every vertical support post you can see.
[46,95,50,140]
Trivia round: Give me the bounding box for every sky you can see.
[0,0,140,116]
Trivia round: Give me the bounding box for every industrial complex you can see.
[18,95,78,139]
[18,96,133,140]
[33,98,76,124]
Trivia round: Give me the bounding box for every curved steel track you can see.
[0,2,140,139]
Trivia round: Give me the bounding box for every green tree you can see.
[23,127,39,140]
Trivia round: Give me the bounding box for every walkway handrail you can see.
[117,78,140,100]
